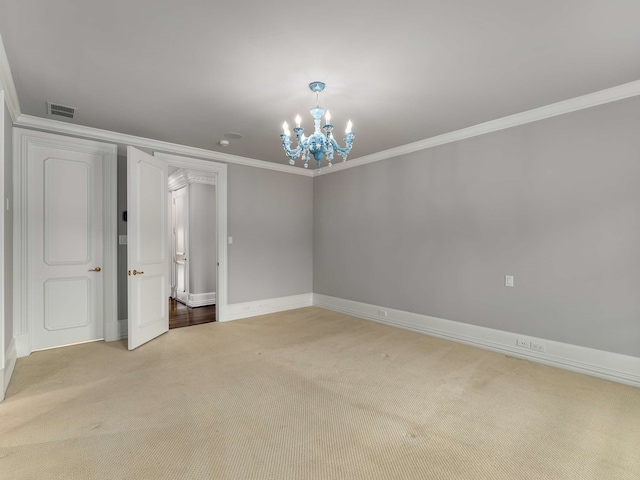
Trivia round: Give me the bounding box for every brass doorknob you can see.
[133,269,144,275]
[89,267,102,272]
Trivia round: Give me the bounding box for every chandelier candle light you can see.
[281,82,355,172]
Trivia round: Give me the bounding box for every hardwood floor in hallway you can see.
[169,298,216,329]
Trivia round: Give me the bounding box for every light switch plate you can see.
[119,235,128,245]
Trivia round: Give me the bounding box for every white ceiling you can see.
[1,0,639,167]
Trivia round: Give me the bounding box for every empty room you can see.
[0,1,639,478]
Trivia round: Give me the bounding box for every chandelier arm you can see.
[329,134,355,160]
[281,134,303,161]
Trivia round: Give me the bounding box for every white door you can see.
[28,143,105,350]
[172,186,189,304]
[127,147,169,350]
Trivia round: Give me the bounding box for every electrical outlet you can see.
[531,341,546,353]
[505,275,514,287]
[378,310,388,317]
[242,305,251,312]
[258,303,268,309]
[516,338,530,349]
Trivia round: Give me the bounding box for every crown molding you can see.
[0,33,21,122]
[318,79,640,175]
[13,114,314,177]
[168,168,217,191]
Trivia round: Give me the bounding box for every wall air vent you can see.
[47,102,76,119]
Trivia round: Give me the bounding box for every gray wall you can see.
[313,96,640,358]
[3,102,12,351]
[228,164,313,304]
[117,158,314,314]
[189,183,216,294]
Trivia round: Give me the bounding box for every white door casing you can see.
[13,129,117,356]
[127,147,169,350]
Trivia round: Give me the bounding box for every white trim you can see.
[12,128,118,357]
[0,33,20,123]
[33,338,103,352]
[225,293,313,322]
[313,294,640,388]
[9,81,640,179]
[317,79,640,175]
[154,152,229,322]
[168,169,216,190]
[14,334,28,358]
[106,318,128,341]
[1,337,17,402]
[185,292,216,308]
[15,114,314,177]
[0,91,5,391]
[102,141,118,341]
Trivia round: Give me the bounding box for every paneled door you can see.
[127,147,169,350]
[171,186,189,304]
[27,139,107,351]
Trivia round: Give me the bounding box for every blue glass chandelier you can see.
[281,81,355,172]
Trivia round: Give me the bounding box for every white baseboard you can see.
[1,338,17,402]
[313,294,640,388]
[225,293,313,322]
[15,333,29,358]
[186,292,216,308]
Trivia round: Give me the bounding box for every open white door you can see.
[127,147,169,350]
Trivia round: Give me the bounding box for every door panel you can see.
[127,147,169,350]
[29,146,104,351]
[136,274,166,327]
[44,277,90,330]
[44,158,91,264]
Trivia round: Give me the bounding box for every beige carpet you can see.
[1,307,638,479]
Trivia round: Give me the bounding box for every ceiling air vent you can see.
[47,102,76,119]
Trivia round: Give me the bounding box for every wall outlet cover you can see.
[531,341,546,353]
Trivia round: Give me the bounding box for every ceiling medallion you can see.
[280,82,355,172]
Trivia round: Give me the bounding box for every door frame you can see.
[154,152,227,322]
[12,128,118,357]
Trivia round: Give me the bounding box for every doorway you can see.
[13,129,118,356]
[158,152,227,327]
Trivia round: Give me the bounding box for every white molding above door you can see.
[154,152,228,322]
[13,128,118,357]
[168,169,217,190]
